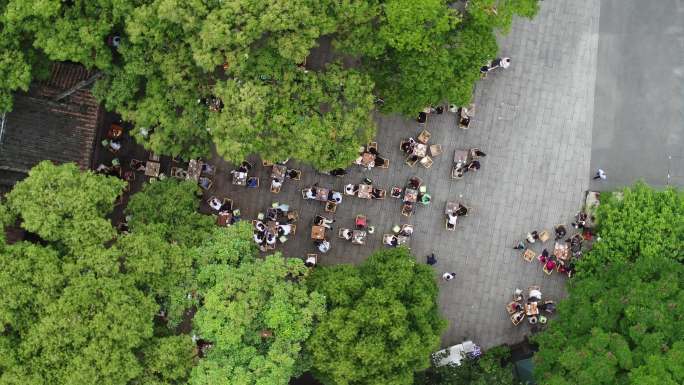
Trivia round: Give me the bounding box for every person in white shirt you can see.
[278,224,292,236]
[209,198,222,211]
[316,239,330,253]
[448,212,458,225]
[593,168,607,180]
[304,255,317,267]
[271,178,283,189]
[266,234,276,246]
[255,221,266,233]
[304,188,316,200]
[341,229,353,240]
[442,272,455,281]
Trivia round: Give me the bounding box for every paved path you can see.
[591,0,684,189]
[206,0,600,349]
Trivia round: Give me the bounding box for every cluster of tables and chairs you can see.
[506,286,556,326]
[252,203,297,251]
[390,176,431,217]
[337,215,372,245]
[344,179,386,200]
[269,164,301,193]
[302,185,342,213]
[207,196,240,227]
[355,142,389,170]
[519,223,587,278]
[383,224,413,247]
[401,130,442,168]
[452,148,486,179]
[170,158,214,190]
[231,161,259,188]
[444,201,469,231]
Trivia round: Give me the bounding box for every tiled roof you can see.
[0,63,101,186]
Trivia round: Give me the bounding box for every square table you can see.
[403,188,418,203]
[217,212,232,227]
[315,188,330,202]
[145,161,160,177]
[554,242,569,261]
[265,221,278,236]
[445,201,459,215]
[187,159,202,182]
[525,302,539,316]
[232,173,247,186]
[454,149,469,166]
[352,230,367,245]
[271,165,286,179]
[311,225,326,240]
[357,184,373,199]
[412,143,427,158]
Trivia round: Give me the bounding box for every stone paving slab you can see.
[204,0,599,349]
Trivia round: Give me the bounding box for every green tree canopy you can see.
[307,247,447,385]
[578,182,684,274]
[1,0,538,169]
[415,346,519,385]
[125,178,213,247]
[5,161,124,250]
[533,256,684,385]
[0,162,197,385]
[191,255,325,385]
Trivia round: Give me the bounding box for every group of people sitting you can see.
[508,287,555,326]
[252,204,294,251]
[313,215,334,253]
[355,145,387,169]
[446,204,469,230]
[230,161,252,180]
[303,185,343,204]
[270,168,301,191]
[383,225,413,247]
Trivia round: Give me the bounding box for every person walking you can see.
[593,168,606,180]
[426,253,437,265]
[442,272,455,281]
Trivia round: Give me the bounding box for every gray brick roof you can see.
[0,63,101,186]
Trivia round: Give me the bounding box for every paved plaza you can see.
[591,0,684,189]
[205,1,600,349]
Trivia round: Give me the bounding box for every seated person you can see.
[255,221,266,233]
[470,148,486,158]
[253,231,265,244]
[401,138,416,153]
[384,235,399,247]
[328,191,342,204]
[96,163,111,173]
[220,201,232,212]
[240,161,252,171]
[512,311,525,324]
[231,169,247,180]
[345,184,359,195]
[455,204,468,217]
[201,164,214,174]
[277,223,292,236]
[374,156,386,167]
[399,226,413,237]
[416,112,427,123]
[447,212,458,227]
[554,225,567,240]
[538,248,549,263]
[460,115,471,127]
[304,188,316,200]
[341,229,353,241]
[408,177,421,190]
[271,178,283,189]
[285,169,300,179]
[314,215,334,229]
[371,188,384,199]
[246,177,258,188]
[528,289,543,302]
[435,105,444,114]
[315,239,330,253]
[266,233,277,246]
[130,159,146,172]
[304,255,317,267]
[541,301,556,314]
[420,193,431,205]
[508,301,522,312]
[368,146,378,155]
[526,231,539,243]
[466,160,481,171]
[208,197,222,211]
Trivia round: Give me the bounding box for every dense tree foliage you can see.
[125,178,214,247]
[307,247,447,385]
[0,163,196,385]
[415,346,519,385]
[0,163,331,385]
[534,257,684,385]
[0,0,538,169]
[191,255,325,385]
[534,184,684,385]
[578,182,684,274]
